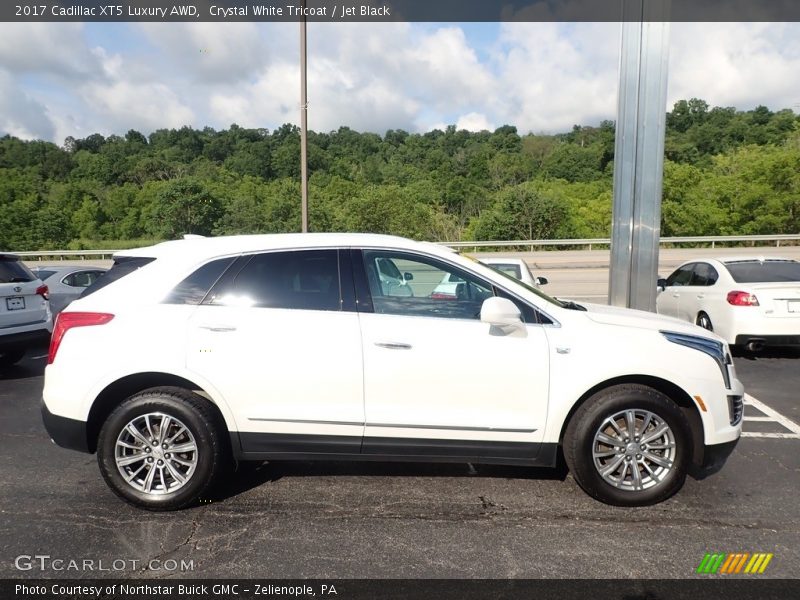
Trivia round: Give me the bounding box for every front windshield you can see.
[462,254,564,308]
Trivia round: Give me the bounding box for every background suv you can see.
[0,253,52,367]
[42,234,742,510]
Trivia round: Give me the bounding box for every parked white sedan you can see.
[657,257,800,351]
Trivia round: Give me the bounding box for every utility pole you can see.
[300,4,309,232]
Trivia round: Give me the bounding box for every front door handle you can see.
[374,342,412,350]
[672,293,680,298]
[696,294,705,299]
[199,325,237,332]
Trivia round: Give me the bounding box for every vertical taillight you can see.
[35,284,49,301]
[48,312,114,365]
[726,291,759,306]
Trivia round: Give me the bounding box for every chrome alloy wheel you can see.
[592,409,676,491]
[115,413,198,495]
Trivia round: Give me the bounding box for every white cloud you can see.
[77,47,195,133]
[0,69,55,140]
[668,23,800,111]
[0,23,100,78]
[209,23,491,134]
[456,112,494,132]
[492,22,621,133]
[137,22,271,84]
[2,21,800,143]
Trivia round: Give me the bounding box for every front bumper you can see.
[41,400,90,453]
[690,438,739,480]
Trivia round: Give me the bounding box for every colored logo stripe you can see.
[697,553,726,574]
[697,553,773,574]
[744,553,774,574]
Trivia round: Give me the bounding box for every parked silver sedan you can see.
[30,266,107,315]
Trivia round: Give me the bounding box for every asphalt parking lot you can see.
[0,342,798,580]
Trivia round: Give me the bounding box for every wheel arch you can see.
[558,375,704,464]
[86,372,233,454]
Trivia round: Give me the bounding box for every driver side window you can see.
[362,250,493,320]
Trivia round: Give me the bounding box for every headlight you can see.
[660,331,732,389]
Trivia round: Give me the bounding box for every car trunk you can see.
[745,283,800,318]
[0,257,49,330]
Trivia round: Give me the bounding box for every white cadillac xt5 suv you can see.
[42,234,743,510]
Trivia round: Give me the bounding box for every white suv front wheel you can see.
[563,384,691,506]
[97,387,226,510]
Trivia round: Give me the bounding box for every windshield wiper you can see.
[557,299,587,311]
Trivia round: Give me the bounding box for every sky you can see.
[1,21,799,144]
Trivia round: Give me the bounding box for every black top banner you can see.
[3,0,800,23]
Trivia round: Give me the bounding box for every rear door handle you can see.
[199,325,237,332]
[696,294,705,299]
[374,342,412,350]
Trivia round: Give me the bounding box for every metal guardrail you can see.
[12,234,800,260]
[441,234,800,252]
[14,250,118,260]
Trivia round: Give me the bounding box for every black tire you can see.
[563,384,691,506]
[0,348,25,367]
[97,387,228,511]
[696,312,713,331]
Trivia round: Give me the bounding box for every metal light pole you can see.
[609,0,671,311]
[300,6,309,233]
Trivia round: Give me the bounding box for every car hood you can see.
[579,301,726,342]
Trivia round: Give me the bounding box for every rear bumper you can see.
[41,400,90,453]
[735,334,800,347]
[0,328,50,351]
[690,438,739,480]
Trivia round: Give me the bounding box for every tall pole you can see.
[300,7,309,232]
[609,0,670,311]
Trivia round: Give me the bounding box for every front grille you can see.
[728,395,744,426]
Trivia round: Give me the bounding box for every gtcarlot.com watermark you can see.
[14,554,194,572]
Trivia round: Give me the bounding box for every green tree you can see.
[148,178,223,238]
[474,182,569,240]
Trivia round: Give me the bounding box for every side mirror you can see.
[480,297,522,328]
[657,278,667,292]
[536,276,549,286]
[403,272,414,282]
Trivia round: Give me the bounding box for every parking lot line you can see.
[741,432,800,439]
[741,394,800,440]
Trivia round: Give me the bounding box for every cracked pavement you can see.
[1,347,798,579]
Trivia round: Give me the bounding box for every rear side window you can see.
[0,256,35,283]
[690,263,718,287]
[62,270,105,288]
[80,256,155,298]
[207,250,342,311]
[163,257,236,305]
[666,264,694,287]
[725,260,800,283]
